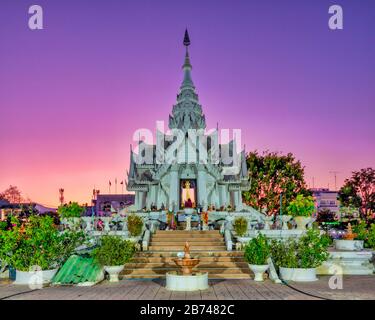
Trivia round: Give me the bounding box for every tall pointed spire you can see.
[183,29,191,46]
[181,29,194,89]
[169,30,206,131]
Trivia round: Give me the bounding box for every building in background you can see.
[310,188,340,214]
[93,194,135,216]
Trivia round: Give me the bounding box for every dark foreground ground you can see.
[1,276,374,300]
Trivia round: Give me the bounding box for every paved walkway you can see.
[0,276,374,300]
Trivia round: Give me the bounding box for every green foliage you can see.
[233,217,248,237]
[297,229,330,268]
[92,235,136,266]
[353,220,368,241]
[242,151,310,215]
[287,194,315,217]
[367,224,375,249]
[0,216,85,271]
[320,232,333,247]
[339,168,375,219]
[244,234,270,265]
[127,214,143,237]
[270,239,299,268]
[270,229,329,269]
[57,202,85,218]
[0,221,7,231]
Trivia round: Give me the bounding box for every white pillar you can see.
[135,192,140,210]
[197,168,207,207]
[219,185,227,208]
[169,169,179,211]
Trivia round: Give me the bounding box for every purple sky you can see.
[0,0,374,206]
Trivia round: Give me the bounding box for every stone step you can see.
[126,261,249,268]
[152,234,223,241]
[151,235,223,240]
[154,230,220,235]
[122,267,251,275]
[148,245,227,251]
[134,251,244,257]
[121,273,252,279]
[150,241,224,246]
[131,256,245,263]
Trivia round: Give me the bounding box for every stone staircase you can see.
[122,230,251,279]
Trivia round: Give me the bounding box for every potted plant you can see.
[335,221,366,251]
[287,194,315,230]
[271,229,329,282]
[127,214,144,240]
[233,217,248,237]
[244,234,270,281]
[0,215,85,285]
[92,235,136,282]
[57,202,85,229]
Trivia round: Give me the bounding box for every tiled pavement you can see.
[0,276,375,300]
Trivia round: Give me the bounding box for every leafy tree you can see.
[0,185,23,203]
[57,202,85,218]
[339,168,375,219]
[242,151,310,215]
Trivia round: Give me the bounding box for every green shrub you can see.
[92,235,136,266]
[270,229,329,269]
[297,229,330,268]
[270,239,299,269]
[0,221,7,231]
[353,220,368,241]
[57,202,85,218]
[0,215,85,271]
[127,214,143,237]
[244,234,270,265]
[367,224,375,249]
[287,194,315,217]
[233,217,248,237]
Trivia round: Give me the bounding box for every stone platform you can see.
[316,250,374,275]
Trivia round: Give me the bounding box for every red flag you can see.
[109,181,111,186]
[120,181,124,185]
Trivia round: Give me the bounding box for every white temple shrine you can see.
[126,30,251,212]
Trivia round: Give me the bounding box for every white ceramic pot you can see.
[248,264,269,282]
[166,272,209,291]
[294,216,311,230]
[104,265,124,282]
[281,215,292,230]
[14,268,58,286]
[263,215,273,230]
[279,267,317,282]
[334,239,364,251]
